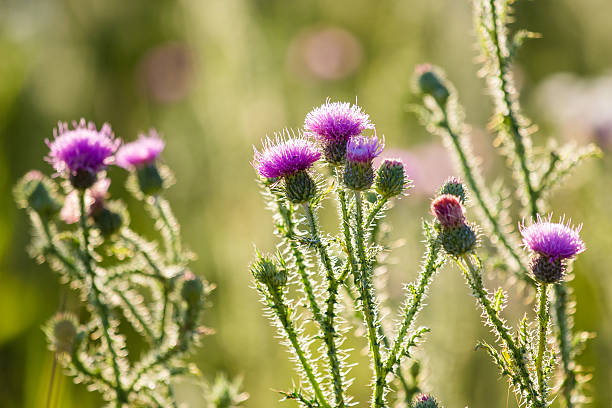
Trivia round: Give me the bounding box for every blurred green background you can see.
[1,0,611,406]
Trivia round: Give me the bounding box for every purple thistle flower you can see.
[116,130,165,170]
[253,133,321,179]
[46,119,119,179]
[304,100,374,141]
[520,215,586,260]
[346,134,384,163]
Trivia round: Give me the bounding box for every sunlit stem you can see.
[536,283,550,397]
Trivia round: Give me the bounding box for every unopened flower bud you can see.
[413,394,440,408]
[415,64,450,107]
[375,159,407,198]
[181,271,204,307]
[431,194,465,228]
[530,256,565,284]
[251,255,288,288]
[15,171,62,217]
[136,163,165,196]
[285,171,317,204]
[69,169,97,190]
[48,313,79,354]
[440,223,477,257]
[92,207,123,237]
[439,176,466,203]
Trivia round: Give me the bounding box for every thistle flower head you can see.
[346,134,384,163]
[46,119,119,188]
[415,63,450,107]
[116,130,165,170]
[520,215,585,260]
[14,170,62,217]
[304,100,373,141]
[46,313,79,355]
[253,133,320,179]
[431,194,465,228]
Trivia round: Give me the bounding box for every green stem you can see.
[354,192,385,408]
[152,195,181,263]
[384,237,441,375]
[364,197,388,242]
[303,202,346,408]
[459,253,543,407]
[114,289,156,342]
[536,283,550,398]
[78,190,126,406]
[553,284,575,408]
[267,284,331,408]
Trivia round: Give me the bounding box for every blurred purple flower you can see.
[116,131,165,170]
[346,134,384,163]
[520,215,585,260]
[46,119,119,178]
[253,133,321,179]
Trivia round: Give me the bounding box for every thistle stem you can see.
[303,202,346,407]
[78,190,126,406]
[384,236,442,375]
[536,283,550,398]
[459,253,543,407]
[267,284,331,408]
[152,195,181,263]
[353,192,385,408]
[364,197,388,242]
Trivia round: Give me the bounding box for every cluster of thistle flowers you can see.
[14,120,210,407]
[430,183,585,407]
[251,101,446,408]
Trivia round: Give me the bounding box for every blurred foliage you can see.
[1,0,611,406]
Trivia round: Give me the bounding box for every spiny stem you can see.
[384,236,441,375]
[266,284,331,408]
[354,192,385,408]
[152,195,181,263]
[303,202,346,408]
[536,283,550,398]
[78,190,126,406]
[459,253,543,407]
[553,284,575,408]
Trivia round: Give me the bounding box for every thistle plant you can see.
[414,0,596,406]
[15,120,210,407]
[251,102,446,407]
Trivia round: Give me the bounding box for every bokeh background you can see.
[1,0,611,407]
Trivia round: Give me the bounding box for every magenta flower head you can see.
[46,119,119,189]
[115,130,165,170]
[431,192,477,257]
[304,100,374,164]
[343,134,384,191]
[253,132,320,203]
[413,394,440,408]
[521,215,586,283]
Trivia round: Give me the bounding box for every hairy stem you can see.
[353,192,385,408]
[459,253,543,407]
[536,283,550,398]
[303,202,346,407]
[78,190,126,406]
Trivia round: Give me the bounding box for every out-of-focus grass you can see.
[1,0,611,406]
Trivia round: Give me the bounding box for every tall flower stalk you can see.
[251,105,445,407]
[414,1,598,405]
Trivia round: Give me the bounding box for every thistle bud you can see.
[439,176,466,203]
[440,223,477,257]
[284,171,317,204]
[47,313,79,354]
[15,171,62,217]
[136,163,165,196]
[375,159,407,198]
[92,207,123,237]
[181,271,204,307]
[413,394,440,408]
[530,256,565,284]
[415,64,450,107]
[251,255,288,288]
